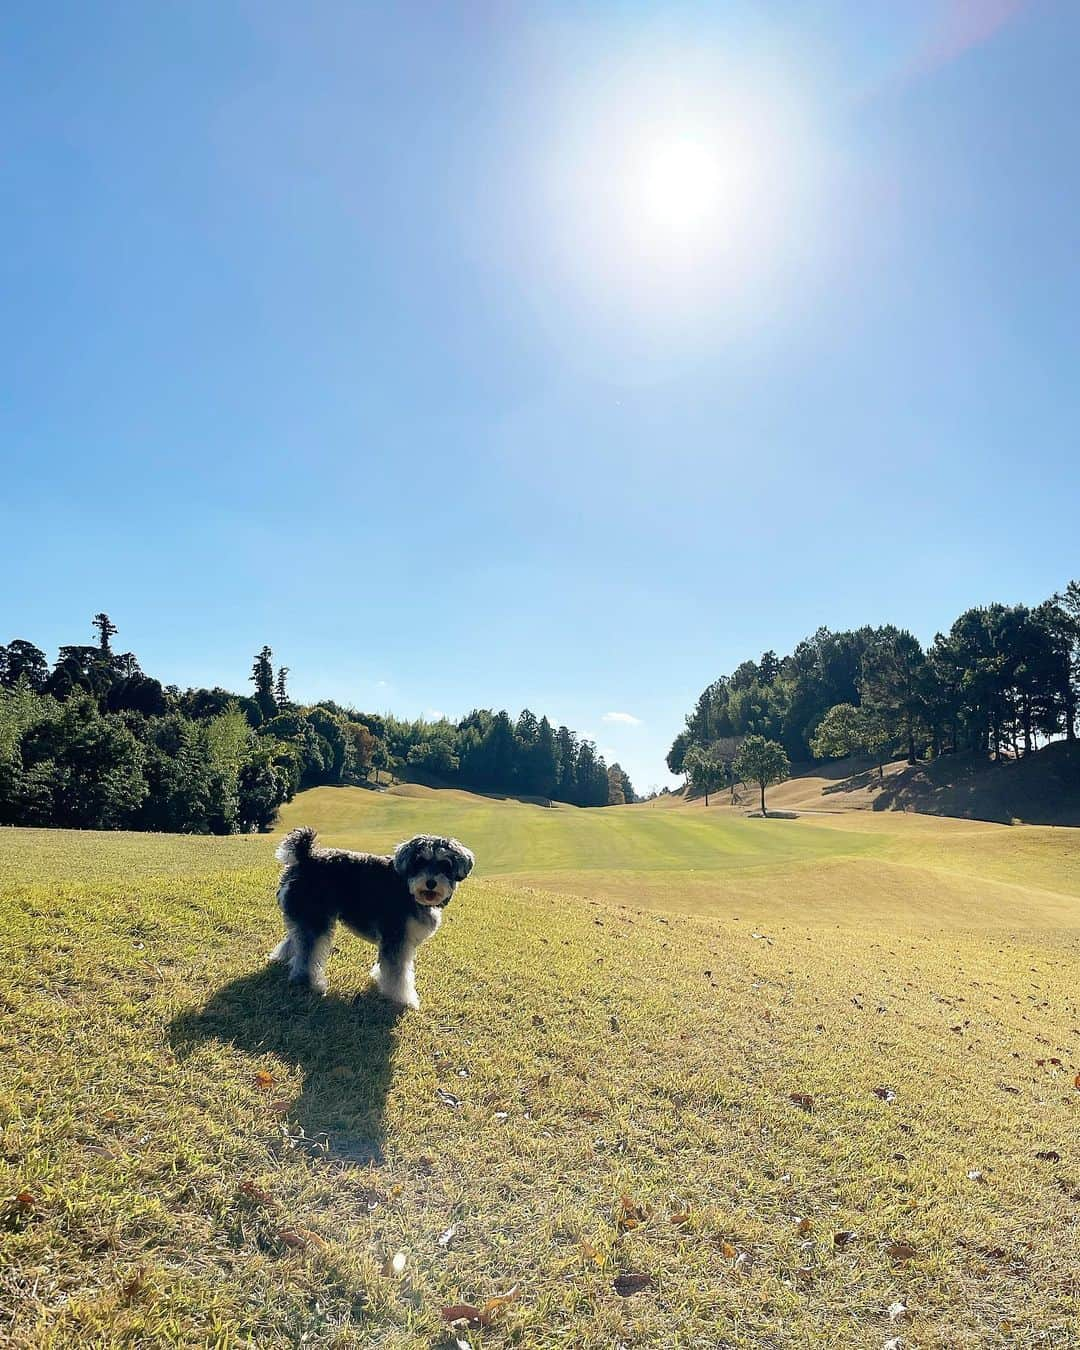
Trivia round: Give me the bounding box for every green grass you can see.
[1,792,1078,1347]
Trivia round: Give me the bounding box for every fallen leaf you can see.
[888,1300,911,1322]
[789,1092,814,1112]
[580,1239,604,1265]
[437,1224,457,1249]
[278,1228,320,1250]
[794,1265,814,1286]
[477,1285,520,1322]
[884,1339,906,1350]
[886,1241,917,1262]
[15,1191,36,1208]
[796,1216,813,1236]
[1035,1150,1062,1163]
[669,1210,692,1227]
[617,1195,650,1230]
[254,1070,274,1090]
[441,1287,520,1328]
[967,1169,986,1183]
[612,1272,653,1297]
[873,1087,897,1103]
[268,1100,291,1115]
[720,1240,737,1259]
[436,1088,463,1109]
[120,1267,147,1302]
[610,1016,621,1032]
[238,1180,275,1207]
[386,1251,407,1277]
[733,1251,753,1274]
[441,1304,483,1326]
[85,1144,117,1158]
[833,1231,857,1249]
[1074,1073,1080,1090]
[536,1072,551,1089]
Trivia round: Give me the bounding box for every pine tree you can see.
[250,647,276,721]
[275,666,290,709]
[92,613,118,653]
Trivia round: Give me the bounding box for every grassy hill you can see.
[1,790,1078,1347]
[742,741,1080,826]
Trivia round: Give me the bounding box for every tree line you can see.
[668,581,1080,787]
[0,616,635,834]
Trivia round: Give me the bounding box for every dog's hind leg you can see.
[288,922,335,995]
[268,927,295,966]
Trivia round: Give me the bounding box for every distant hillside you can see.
[761,741,1080,826]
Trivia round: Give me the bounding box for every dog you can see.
[268,828,475,1008]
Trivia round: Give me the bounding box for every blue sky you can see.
[3,1,1078,793]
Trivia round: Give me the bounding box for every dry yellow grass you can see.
[0,792,1077,1347]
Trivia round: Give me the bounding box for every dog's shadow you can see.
[168,966,404,1167]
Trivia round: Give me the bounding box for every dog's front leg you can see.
[371,937,419,1009]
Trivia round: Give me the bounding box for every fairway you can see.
[1,791,1078,1348]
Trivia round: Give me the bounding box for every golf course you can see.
[1,786,1077,1347]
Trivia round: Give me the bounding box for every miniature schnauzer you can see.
[268,827,475,1008]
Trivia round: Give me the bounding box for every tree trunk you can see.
[759,781,766,814]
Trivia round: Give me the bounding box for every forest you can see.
[0,615,634,833]
[669,581,1080,780]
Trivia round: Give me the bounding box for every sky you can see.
[3,1,1079,794]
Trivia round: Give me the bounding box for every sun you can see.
[631,135,728,237]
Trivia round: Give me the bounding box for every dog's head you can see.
[392,835,475,907]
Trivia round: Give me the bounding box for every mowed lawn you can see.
[0,791,1078,1347]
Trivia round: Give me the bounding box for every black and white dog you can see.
[269,828,475,1008]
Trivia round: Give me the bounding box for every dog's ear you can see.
[392,838,418,876]
[447,839,475,882]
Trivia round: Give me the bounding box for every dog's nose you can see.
[425,879,437,891]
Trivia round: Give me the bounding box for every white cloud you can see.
[602,711,643,726]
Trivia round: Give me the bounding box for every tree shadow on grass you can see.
[169,965,404,1167]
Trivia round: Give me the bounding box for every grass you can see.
[1,790,1078,1347]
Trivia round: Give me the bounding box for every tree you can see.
[274,666,291,709]
[24,695,147,828]
[92,613,118,653]
[555,726,578,801]
[666,730,691,777]
[0,640,49,691]
[482,711,517,792]
[47,646,116,703]
[250,646,276,721]
[370,740,390,785]
[606,762,635,806]
[810,703,891,778]
[343,721,375,781]
[758,650,780,685]
[1044,584,1079,742]
[861,627,927,765]
[684,743,727,807]
[733,735,790,815]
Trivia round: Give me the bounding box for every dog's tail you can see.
[275,826,318,867]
